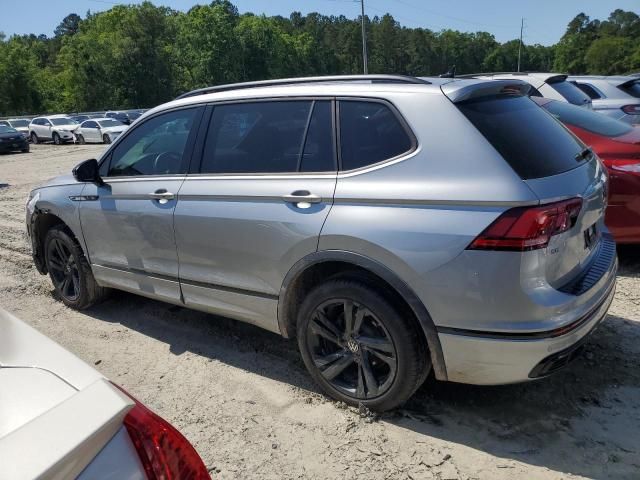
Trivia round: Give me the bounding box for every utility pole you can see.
[361,0,368,74]
[517,17,524,72]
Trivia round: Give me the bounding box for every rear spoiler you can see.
[441,79,531,103]
[545,74,568,84]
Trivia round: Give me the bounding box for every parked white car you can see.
[569,76,640,125]
[29,116,79,145]
[0,308,210,479]
[0,119,30,139]
[74,118,129,144]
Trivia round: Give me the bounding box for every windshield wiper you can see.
[575,147,593,162]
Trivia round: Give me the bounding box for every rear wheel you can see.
[297,279,429,411]
[52,132,61,145]
[30,132,39,144]
[44,226,108,309]
[103,133,111,144]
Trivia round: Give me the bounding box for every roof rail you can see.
[175,75,431,100]
[455,72,536,79]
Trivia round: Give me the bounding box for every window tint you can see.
[98,119,123,128]
[339,101,412,171]
[0,121,9,127]
[574,83,602,99]
[83,121,98,129]
[548,81,591,106]
[0,126,17,134]
[10,119,29,127]
[619,80,640,99]
[107,108,197,177]
[457,95,585,180]
[201,100,330,174]
[50,118,76,126]
[544,100,632,138]
[300,101,335,172]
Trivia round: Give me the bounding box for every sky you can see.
[0,0,637,46]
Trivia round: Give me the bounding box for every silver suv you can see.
[26,75,617,411]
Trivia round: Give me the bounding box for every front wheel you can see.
[52,132,61,145]
[297,279,429,412]
[103,134,111,144]
[44,226,108,309]
[30,132,39,144]
[76,134,85,145]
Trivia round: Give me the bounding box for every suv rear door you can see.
[173,99,337,331]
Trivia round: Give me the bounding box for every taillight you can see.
[621,105,640,115]
[468,198,583,251]
[113,383,210,480]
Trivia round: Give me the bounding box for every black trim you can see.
[277,250,448,381]
[438,280,615,341]
[558,233,616,296]
[94,263,279,300]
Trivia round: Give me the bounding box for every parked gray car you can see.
[569,76,640,125]
[26,75,617,411]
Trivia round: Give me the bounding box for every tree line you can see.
[0,1,638,116]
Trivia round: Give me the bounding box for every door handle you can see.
[282,190,322,206]
[148,189,175,204]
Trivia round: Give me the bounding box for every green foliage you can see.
[0,4,637,116]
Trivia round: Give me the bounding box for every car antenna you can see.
[439,65,456,78]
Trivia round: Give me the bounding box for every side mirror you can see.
[73,159,104,185]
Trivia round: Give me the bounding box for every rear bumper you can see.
[439,279,615,384]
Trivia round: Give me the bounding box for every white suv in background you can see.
[29,116,79,145]
[569,76,640,125]
[468,73,593,108]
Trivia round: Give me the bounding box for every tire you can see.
[76,134,85,145]
[297,279,429,412]
[52,132,61,145]
[103,134,111,144]
[44,225,108,310]
[21,145,29,153]
[30,132,39,144]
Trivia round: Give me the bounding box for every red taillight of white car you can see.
[468,198,583,251]
[114,384,210,480]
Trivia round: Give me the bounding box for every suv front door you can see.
[174,99,337,331]
[79,106,203,303]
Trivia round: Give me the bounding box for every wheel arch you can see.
[278,250,448,381]
[30,209,85,275]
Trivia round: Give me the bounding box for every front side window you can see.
[106,108,197,177]
[98,119,123,128]
[339,101,413,171]
[200,100,335,174]
[83,121,98,129]
[619,80,640,99]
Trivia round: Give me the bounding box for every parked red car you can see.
[533,97,640,244]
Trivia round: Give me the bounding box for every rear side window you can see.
[200,100,334,174]
[574,82,602,100]
[544,100,632,138]
[548,81,591,106]
[457,95,585,180]
[619,80,640,98]
[339,101,413,170]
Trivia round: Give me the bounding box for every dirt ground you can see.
[1,144,639,479]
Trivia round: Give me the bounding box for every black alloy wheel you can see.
[46,237,80,302]
[306,298,398,399]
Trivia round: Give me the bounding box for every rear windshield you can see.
[549,81,591,106]
[544,100,632,138]
[50,118,76,126]
[619,80,640,98]
[457,95,586,180]
[9,119,29,127]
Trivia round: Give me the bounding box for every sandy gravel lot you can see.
[1,144,639,479]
